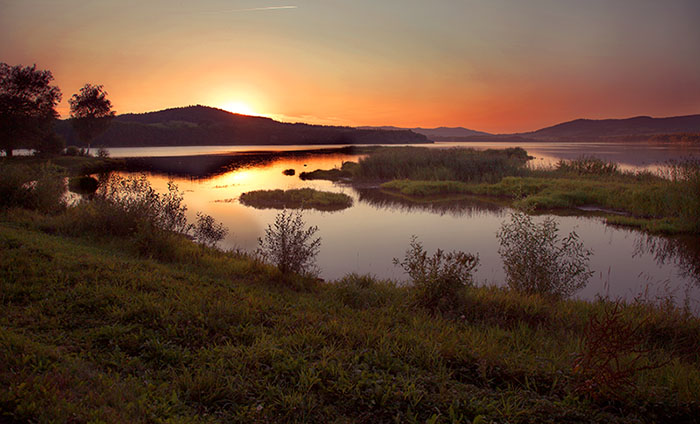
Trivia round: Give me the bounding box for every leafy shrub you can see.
[394,236,479,313]
[192,212,228,247]
[257,209,321,276]
[68,176,99,194]
[0,164,65,214]
[64,145,80,156]
[497,211,593,298]
[96,146,110,158]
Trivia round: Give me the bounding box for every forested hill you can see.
[519,114,700,141]
[55,105,430,147]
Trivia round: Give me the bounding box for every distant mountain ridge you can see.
[520,115,700,141]
[54,106,700,147]
[358,126,491,138]
[55,105,429,148]
[365,114,700,142]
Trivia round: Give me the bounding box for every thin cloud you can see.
[202,5,298,13]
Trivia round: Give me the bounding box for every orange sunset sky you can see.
[2,0,699,133]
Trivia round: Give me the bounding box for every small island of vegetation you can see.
[239,188,353,211]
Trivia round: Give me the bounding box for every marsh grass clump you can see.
[240,188,352,211]
[661,159,700,232]
[257,209,321,276]
[394,236,479,313]
[555,156,620,177]
[497,211,593,298]
[356,146,530,183]
[299,161,358,181]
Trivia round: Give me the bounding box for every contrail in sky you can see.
[206,5,298,13]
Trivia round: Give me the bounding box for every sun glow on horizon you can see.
[220,101,258,116]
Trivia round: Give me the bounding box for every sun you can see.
[220,101,255,116]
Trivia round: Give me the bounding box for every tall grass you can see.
[355,146,530,182]
[239,188,353,211]
[0,163,66,214]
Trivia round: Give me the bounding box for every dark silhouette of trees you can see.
[0,63,62,157]
[69,84,115,155]
[34,132,66,157]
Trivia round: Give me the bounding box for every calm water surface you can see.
[119,147,700,310]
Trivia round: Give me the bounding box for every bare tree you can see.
[0,63,61,157]
[69,84,115,155]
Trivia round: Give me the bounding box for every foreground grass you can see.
[239,188,353,211]
[1,214,700,423]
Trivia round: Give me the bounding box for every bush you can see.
[394,236,479,313]
[96,146,110,158]
[497,211,593,298]
[64,146,80,156]
[192,212,228,247]
[257,209,321,276]
[33,132,65,157]
[0,164,66,214]
[68,176,99,194]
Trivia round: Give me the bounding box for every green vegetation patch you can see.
[381,169,699,234]
[355,146,530,182]
[299,161,359,181]
[239,188,353,211]
[1,221,700,423]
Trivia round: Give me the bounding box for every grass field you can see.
[1,209,700,422]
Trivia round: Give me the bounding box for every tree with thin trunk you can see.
[69,84,115,155]
[0,63,61,157]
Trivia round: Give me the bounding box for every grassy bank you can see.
[380,166,699,234]
[239,188,353,211]
[2,214,700,423]
[302,148,699,234]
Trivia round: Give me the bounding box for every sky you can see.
[1,0,699,133]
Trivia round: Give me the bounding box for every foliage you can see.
[33,131,65,157]
[0,63,62,156]
[394,236,479,313]
[192,211,228,247]
[96,146,110,158]
[356,146,530,182]
[239,188,353,211]
[64,145,81,156]
[257,209,321,276]
[497,211,593,298]
[68,175,99,194]
[555,157,620,176]
[69,84,115,154]
[0,163,65,214]
[299,161,359,181]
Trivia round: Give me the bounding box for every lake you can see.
[107,142,700,309]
